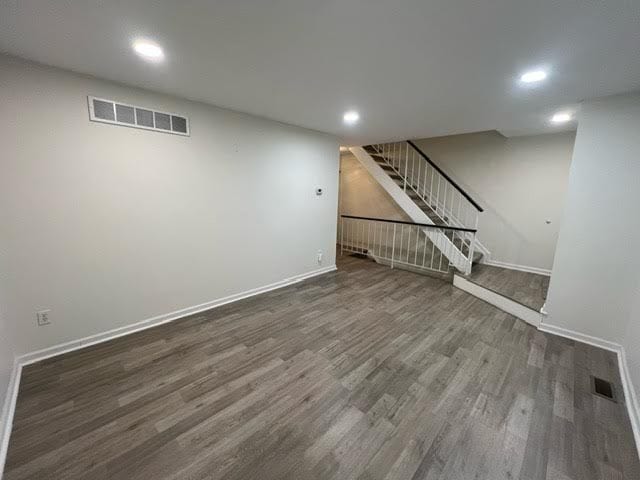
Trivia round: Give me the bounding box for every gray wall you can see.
[545,92,640,405]
[0,289,14,444]
[629,284,640,399]
[413,131,575,272]
[0,55,340,405]
[339,153,409,221]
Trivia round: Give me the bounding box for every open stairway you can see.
[342,140,546,327]
[365,143,486,264]
[348,141,488,274]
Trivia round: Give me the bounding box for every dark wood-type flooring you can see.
[4,255,638,480]
[467,263,550,311]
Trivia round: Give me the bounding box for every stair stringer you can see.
[350,146,470,273]
[367,145,492,261]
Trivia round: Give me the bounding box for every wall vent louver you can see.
[88,96,190,136]
[591,376,616,402]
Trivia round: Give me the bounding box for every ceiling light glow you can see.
[132,39,164,61]
[343,111,360,125]
[520,70,547,83]
[551,112,573,124]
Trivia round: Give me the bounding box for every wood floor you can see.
[467,263,550,311]
[5,255,639,480]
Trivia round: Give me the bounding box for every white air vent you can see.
[88,96,190,136]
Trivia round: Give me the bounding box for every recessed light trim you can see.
[132,39,164,62]
[551,112,573,124]
[343,111,360,125]
[520,70,547,83]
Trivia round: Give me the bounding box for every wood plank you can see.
[4,254,638,480]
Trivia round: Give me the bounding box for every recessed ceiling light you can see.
[520,70,547,83]
[551,112,573,124]
[132,39,164,62]
[343,111,360,125]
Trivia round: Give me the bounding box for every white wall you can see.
[339,153,410,221]
[0,289,14,441]
[0,54,339,365]
[413,131,575,271]
[628,278,640,402]
[545,92,640,404]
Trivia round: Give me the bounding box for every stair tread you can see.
[358,144,486,274]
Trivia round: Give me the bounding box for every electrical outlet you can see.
[317,250,323,264]
[36,309,51,326]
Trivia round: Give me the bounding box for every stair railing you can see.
[367,141,487,265]
[369,141,483,232]
[339,215,477,275]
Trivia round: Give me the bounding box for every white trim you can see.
[0,265,337,476]
[540,303,549,316]
[538,321,640,458]
[618,346,640,458]
[0,358,21,479]
[19,265,336,366]
[473,241,492,261]
[3,265,638,475]
[481,259,551,276]
[453,274,542,327]
[349,146,470,272]
[537,322,620,352]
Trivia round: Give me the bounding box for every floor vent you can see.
[88,96,189,136]
[591,376,616,402]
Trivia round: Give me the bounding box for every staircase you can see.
[341,140,547,327]
[346,141,489,275]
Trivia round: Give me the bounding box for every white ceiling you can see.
[1,0,639,144]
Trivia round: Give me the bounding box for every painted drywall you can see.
[628,277,640,407]
[544,92,640,398]
[0,54,339,361]
[412,131,575,271]
[0,285,14,441]
[338,153,409,221]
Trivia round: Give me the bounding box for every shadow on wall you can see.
[410,130,576,271]
[337,147,534,268]
[338,153,411,222]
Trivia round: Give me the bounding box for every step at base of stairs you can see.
[344,250,454,282]
[372,254,454,282]
[453,274,544,327]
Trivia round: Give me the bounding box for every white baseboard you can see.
[481,259,551,276]
[0,359,22,479]
[455,276,639,457]
[618,346,640,459]
[2,264,638,475]
[453,274,542,327]
[18,265,337,366]
[537,322,620,352]
[0,264,337,477]
[539,321,640,459]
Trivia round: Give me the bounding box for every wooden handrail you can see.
[406,140,484,212]
[340,215,477,233]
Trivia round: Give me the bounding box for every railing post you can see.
[467,231,476,275]
[416,150,421,197]
[391,223,397,269]
[340,217,344,256]
[404,144,408,192]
